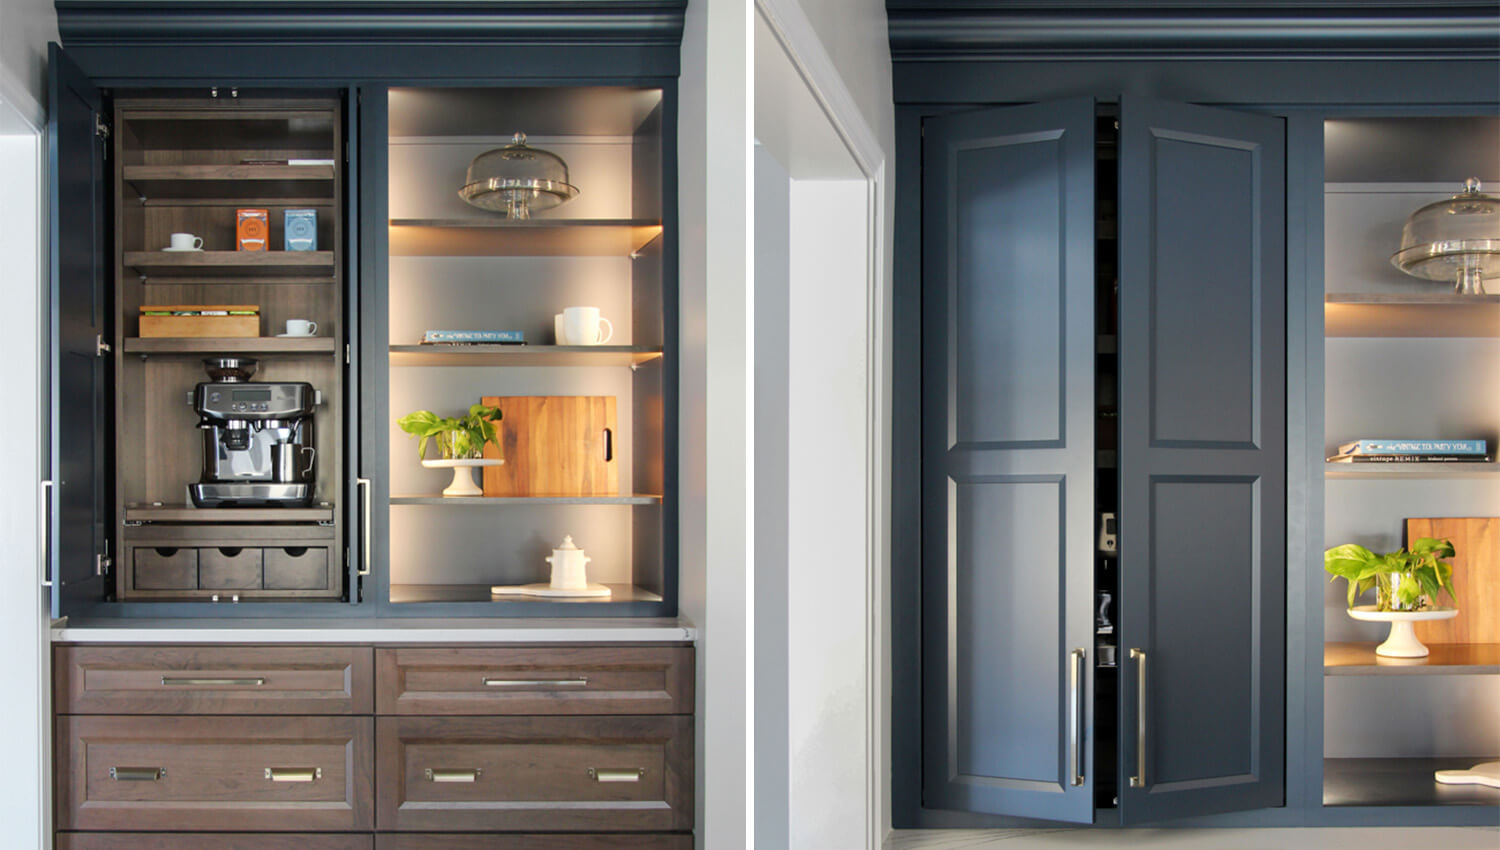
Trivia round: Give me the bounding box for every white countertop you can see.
[52,616,697,644]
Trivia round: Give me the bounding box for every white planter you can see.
[421,458,503,497]
[1346,605,1458,657]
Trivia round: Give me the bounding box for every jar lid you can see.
[459,132,580,219]
[1391,178,1500,285]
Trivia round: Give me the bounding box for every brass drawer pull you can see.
[265,767,321,782]
[161,677,267,687]
[482,677,588,688]
[588,767,645,783]
[426,768,481,783]
[110,766,164,781]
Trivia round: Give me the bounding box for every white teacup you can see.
[169,232,203,250]
[562,306,614,346]
[554,313,568,345]
[285,319,318,337]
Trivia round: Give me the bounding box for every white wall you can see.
[0,0,57,120]
[786,0,895,170]
[680,0,754,846]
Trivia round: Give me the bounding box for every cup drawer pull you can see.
[110,766,165,781]
[426,768,482,783]
[161,677,267,687]
[482,677,588,688]
[588,767,645,783]
[265,767,321,782]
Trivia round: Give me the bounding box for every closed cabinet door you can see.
[1116,96,1286,823]
[920,97,1098,823]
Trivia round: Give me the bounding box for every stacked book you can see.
[420,330,525,345]
[1327,439,1491,464]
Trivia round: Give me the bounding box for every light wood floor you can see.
[885,827,1500,849]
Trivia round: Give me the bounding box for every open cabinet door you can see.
[47,43,109,618]
[921,98,1096,823]
[1116,96,1286,822]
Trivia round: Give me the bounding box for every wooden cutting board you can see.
[480,396,618,497]
[1406,517,1499,644]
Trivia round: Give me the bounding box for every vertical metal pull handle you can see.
[357,477,371,576]
[1069,648,1085,786]
[39,480,53,588]
[1130,648,1146,788]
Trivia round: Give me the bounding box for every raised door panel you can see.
[58,835,373,850]
[47,42,109,618]
[56,715,374,831]
[376,715,692,832]
[1117,96,1286,823]
[376,646,693,715]
[921,98,1096,823]
[55,645,374,714]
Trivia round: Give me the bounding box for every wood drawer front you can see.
[376,646,693,715]
[56,645,374,714]
[57,715,374,832]
[376,716,693,833]
[376,835,691,850]
[58,834,373,850]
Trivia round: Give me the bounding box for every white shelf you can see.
[1325,463,1499,480]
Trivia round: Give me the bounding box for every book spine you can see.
[422,330,525,343]
[1328,454,1493,464]
[1338,443,1488,455]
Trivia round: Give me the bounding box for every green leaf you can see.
[1410,537,1455,560]
[1395,574,1423,609]
[1324,543,1379,579]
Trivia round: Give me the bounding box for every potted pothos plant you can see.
[1324,537,1459,657]
[397,404,504,497]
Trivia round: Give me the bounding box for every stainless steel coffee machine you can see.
[190,358,318,507]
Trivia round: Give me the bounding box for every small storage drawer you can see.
[199,546,264,590]
[57,715,374,832]
[133,547,198,590]
[376,646,693,715]
[55,645,374,715]
[376,716,693,832]
[376,835,691,850]
[265,545,331,590]
[59,834,373,850]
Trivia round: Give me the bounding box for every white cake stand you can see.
[421,458,503,497]
[1347,605,1458,658]
[491,582,612,599]
[1435,761,1500,789]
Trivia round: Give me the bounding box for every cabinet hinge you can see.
[95,334,111,357]
[95,553,112,577]
[95,113,111,157]
[345,343,351,365]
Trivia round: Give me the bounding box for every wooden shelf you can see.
[125,250,336,280]
[1325,462,1499,480]
[388,219,662,257]
[390,495,661,506]
[123,336,337,356]
[123,164,335,203]
[124,504,335,523]
[1325,642,1500,675]
[389,582,663,605]
[1325,293,1500,338]
[1324,758,1500,807]
[388,345,662,367]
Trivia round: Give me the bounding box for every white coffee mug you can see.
[169,232,203,250]
[554,313,568,345]
[562,306,614,346]
[285,319,318,337]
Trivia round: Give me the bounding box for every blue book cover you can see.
[1336,439,1486,456]
[422,330,525,344]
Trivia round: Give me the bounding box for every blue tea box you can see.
[284,209,318,251]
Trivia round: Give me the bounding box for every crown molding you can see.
[56,1,687,47]
[887,2,1500,61]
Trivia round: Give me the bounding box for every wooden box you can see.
[139,305,260,338]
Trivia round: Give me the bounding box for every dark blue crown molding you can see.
[54,1,687,82]
[887,1,1500,61]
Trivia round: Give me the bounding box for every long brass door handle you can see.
[39,481,52,588]
[1130,647,1146,789]
[482,677,588,688]
[110,766,164,781]
[357,477,372,576]
[161,677,266,687]
[1069,648,1085,787]
[426,768,481,782]
[588,767,644,783]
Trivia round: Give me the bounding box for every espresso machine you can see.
[189,358,318,507]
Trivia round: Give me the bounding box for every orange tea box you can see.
[236,208,269,251]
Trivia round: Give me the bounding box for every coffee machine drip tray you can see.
[190,482,314,508]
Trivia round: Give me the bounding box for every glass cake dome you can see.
[458,132,580,219]
[1391,177,1500,295]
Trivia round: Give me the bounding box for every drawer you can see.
[199,546,264,590]
[57,715,374,832]
[376,646,693,715]
[376,716,693,832]
[376,836,691,850]
[55,645,374,714]
[59,834,373,850]
[133,547,198,590]
[265,545,331,590]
